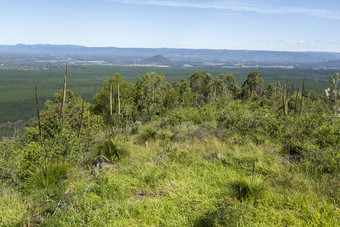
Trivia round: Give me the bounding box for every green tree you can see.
[161,81,180,112]
[265,82,281,100]
[188,71,212,105]
[178,79,193,107]
[93,73,132,123]
[134,72,166,121]
[241,72,266,99]
[27,89,87,140]
[219,73,241,98]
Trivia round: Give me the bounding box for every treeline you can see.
[92,71,320,123]
[0,66,334,123]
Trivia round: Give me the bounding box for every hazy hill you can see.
[143,54,184,67]
[1,44,340,68]
[145,55,171,64]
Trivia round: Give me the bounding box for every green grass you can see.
[1,132,338,226]
[0,187,27,226]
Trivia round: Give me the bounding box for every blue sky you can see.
[1,0,340,52]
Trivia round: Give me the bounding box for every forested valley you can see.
[1,69,339,226]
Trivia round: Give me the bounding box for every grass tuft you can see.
[26,160,69,189]
[228,176,267,202]
[138,125,159,143]
[100,139,129,161]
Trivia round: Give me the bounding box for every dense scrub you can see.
[0,70,339,226]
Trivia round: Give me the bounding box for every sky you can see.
[1,0,340,52]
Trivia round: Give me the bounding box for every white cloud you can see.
[107,0,340,19]
[284,40,310,45]
[260,39,340,46]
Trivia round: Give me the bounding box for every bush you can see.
[158,129,174,142]
[217,107,280,139]
[315,126,340,148]
[167,105,215,125]
[18,142,44,179]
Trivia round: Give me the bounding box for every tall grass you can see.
[26,160,69,189]
[1,123,339,226]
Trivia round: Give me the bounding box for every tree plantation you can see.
[0,70,339,226]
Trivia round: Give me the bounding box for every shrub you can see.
[131,125,139,135]
[158,129,173,142]
[167,105,215,125]
[304,147,340,175]
[18,142,44,179]
[315,126,340,148]
[217,107,280,139]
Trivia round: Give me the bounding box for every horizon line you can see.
[1,43,340,54]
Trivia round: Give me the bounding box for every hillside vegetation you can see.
[0,66,334,124]
[0,70,339,226]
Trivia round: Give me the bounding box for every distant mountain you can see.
[1,44,340,69]
[145,55,170,64]
[143,54,183,67]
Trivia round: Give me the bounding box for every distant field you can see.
[0,65,335,123]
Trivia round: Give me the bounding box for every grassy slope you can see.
[1,132,338,226]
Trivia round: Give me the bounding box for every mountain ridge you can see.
[1,44,340,69]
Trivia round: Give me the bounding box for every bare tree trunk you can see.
[78,97,85,138]
[35,84,42,138]
[294,88,300,114]
[332,81,338,127]
[299,79,305,116]
[117,83,121,115]
[282,85,286,116]
[116,83,121,149]
[110,85,113,116]
[282,85,288,144]
[60,64,68,125]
